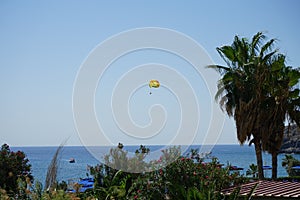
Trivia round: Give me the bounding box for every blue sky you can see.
[0,0,299,146]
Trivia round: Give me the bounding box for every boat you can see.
[69,158,75,163]
[263,165,272,170]
[229,166,244,170]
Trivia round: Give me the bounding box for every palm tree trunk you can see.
[272,152,278,180]
[254,138,264,179]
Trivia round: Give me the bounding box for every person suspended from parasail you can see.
[149,79,160,94]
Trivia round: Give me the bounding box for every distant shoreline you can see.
[11,144,300,154]
[10,143,241,148]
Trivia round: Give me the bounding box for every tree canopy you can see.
[0,144,32,195]
[208,32,300,179]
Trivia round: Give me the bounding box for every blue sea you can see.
[11,145,300,187]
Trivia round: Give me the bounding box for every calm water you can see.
[11,145,300,186]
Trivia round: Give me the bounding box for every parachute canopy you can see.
[149,80,160,88]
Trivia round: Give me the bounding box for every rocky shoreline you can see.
[279,125,300,154]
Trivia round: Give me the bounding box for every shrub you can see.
[0,143,32,196]
[282,154,300,177]
[88,144,246,200]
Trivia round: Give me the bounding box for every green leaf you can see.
[206,65,230,73]
[288,70,300,86]
[289,89,300,98]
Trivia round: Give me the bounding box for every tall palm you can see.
[208,32,284,179]
[261,59,300,179]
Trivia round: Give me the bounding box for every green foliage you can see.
[87,145,247,200]
[246,164,258,178]
[208,31,300,179]
[42,189,73,200]
[282,154,300,177]
[103,143,150,172]
[89,147,138,199]
[29,180,43,200]
[0,143,253,199]
[160,156,245,200]
[0,144,32,196]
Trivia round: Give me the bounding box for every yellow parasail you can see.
[149,80,160,88]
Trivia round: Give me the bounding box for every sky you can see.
[0,0,300,147]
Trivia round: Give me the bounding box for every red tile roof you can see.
[222,180,300,198]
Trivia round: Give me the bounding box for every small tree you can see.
[282,154,300,177]
[0,143,32,195]
[246,163,258,178]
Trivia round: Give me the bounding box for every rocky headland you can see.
[280,125,300,154]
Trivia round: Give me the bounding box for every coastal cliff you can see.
[280,125,300,154]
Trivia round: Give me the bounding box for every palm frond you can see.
[288,68,300,87]
[217,46,236,67]
[215,83,226,101]
[262,50,278,64]
[206,64,230,73]
[251,32,265,56]
[270,54,285,72]
[260,38,276,58]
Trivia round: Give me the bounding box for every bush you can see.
[0,144,32,196]
[87,145,246,200]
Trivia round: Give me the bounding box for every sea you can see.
[11,145,300,187]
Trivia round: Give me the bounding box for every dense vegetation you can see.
[0,143,249,199]
[2,143,300,199]
[209,32,300,179]
[85,145,246,200]
[0,144,32,198]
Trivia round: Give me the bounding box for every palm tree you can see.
[208,32,289,179]
[246,163,258,178]
[282,154,300,176]
[262,60,300,179]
